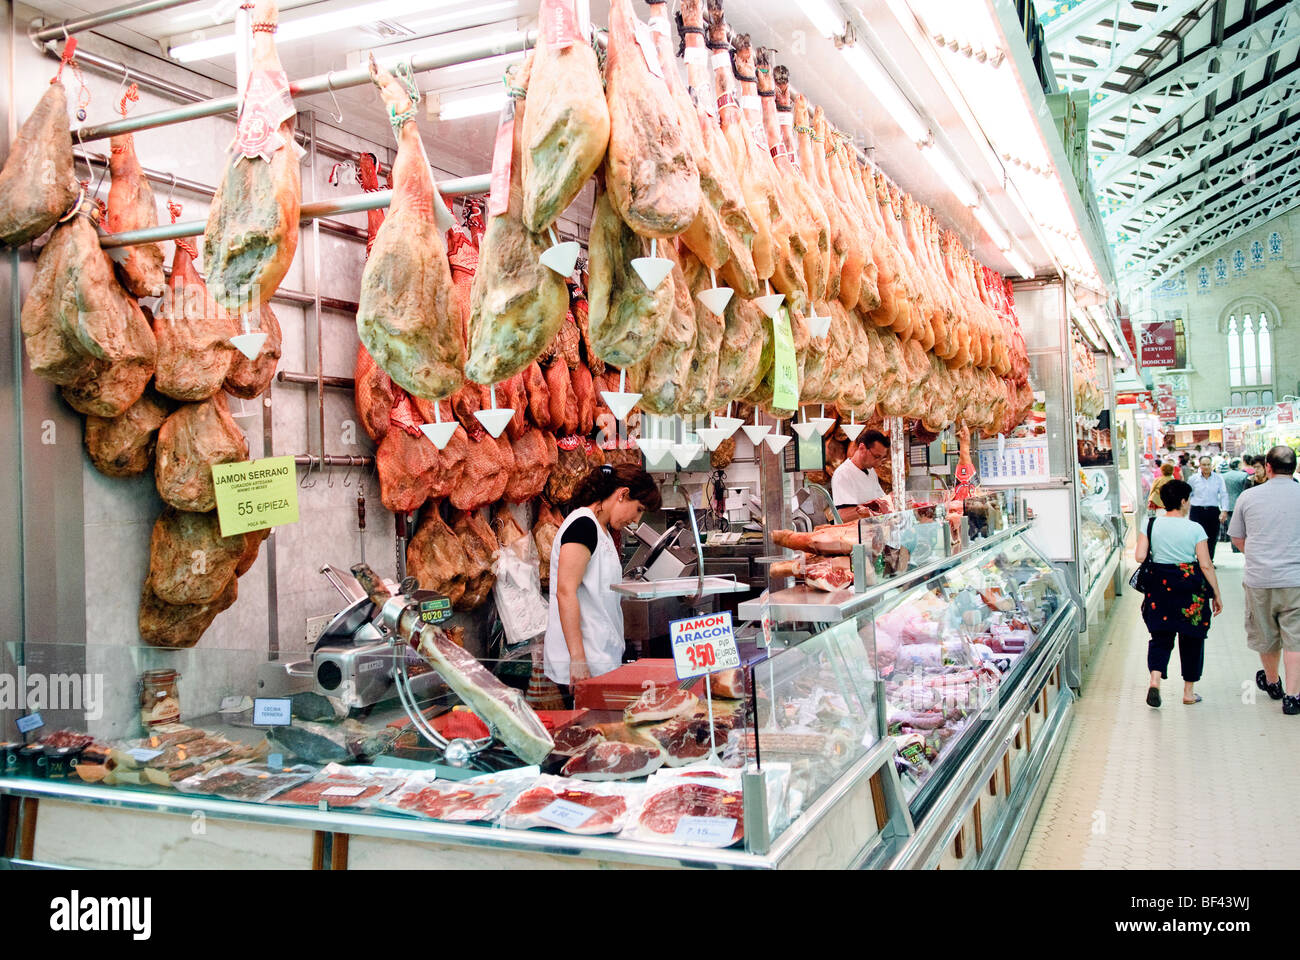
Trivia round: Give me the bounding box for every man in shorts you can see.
[1230,445,1300,714]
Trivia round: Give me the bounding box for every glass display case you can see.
[1079,496,1120,596]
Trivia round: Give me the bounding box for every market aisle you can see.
[1019,549,1300,869]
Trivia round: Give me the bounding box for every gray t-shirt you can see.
[1228,477,1300,588]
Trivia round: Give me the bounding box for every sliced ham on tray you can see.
[560,740,665,781]
[624,686,699,725]
[550,724,606,757]
[500,782,631,835]
[633,782,744,846]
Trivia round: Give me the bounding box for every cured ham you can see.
[625,686,699,725]
[560,740,666,780]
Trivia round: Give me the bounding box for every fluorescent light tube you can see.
[921,142,978,207]
[171,0,474,61]
[840,46,929,144]
[438,89,506,120]
[1004,247,1035,279]
[798,0,846,38]
[972,203,1011,250]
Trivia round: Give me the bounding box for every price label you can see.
[16,713,43,734]
[420,596,453,625]
[537,798,596,828]
[128,748,164,763]
[212,456,299,537]
[711,51,731,70]
[740,94,761,114]
[487,97,517,218]
[778,111,793,127]
[673,815,737,844]
[633,19,664,79]
[541,0,579,48]
[322,785,368,799]
[670,612,740,680]
[771,308,798,412]
[268,752,284,769]
[684,46,707,66]
[253,698,292,726]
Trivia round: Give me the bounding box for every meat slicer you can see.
[268,565,445,712]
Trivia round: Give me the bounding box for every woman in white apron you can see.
[544,462,662,702]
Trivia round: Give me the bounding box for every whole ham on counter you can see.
[203,0,301,310]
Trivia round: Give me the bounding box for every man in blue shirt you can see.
[1187,456,1228,560]
[1222,459,1253,552]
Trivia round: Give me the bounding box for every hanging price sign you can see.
[771,308,798,412]
[212,456,299,537]
[670,612,740,680]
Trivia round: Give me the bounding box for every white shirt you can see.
[1187,470,1228,511]
[831,457,885,508]
[544,507,625,685]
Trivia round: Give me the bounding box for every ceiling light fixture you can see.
[920,142,978,207]
[839,45,929,145]
[437,88,506,121]
[797,0,847,39]
[971,202,1011,250]
[1003,247,1035,280]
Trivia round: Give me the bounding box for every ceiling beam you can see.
[1088,0,1298,131]
[1052,0,1208,91]
[1095,69,1300,190]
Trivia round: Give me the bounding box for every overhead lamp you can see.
[1003,247,1035,280]
[920,142,978,208]
[170,0,476,61]
[840,46,929,145]
[971,203,1011,251]
[797,0,847,38]
[438,88,507,121]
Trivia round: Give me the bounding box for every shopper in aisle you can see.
[1251,455,1268,486]
[1177,452,1191,480]
[1146,461,1176,515]
[1187,456,1228,560]
[831,430,891,520]
[1223,459,1252,552]
[1135,479,1223,707]
[545,463,662,704]
[1228,445,1300,714]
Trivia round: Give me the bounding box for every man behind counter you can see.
[831,430,892,521]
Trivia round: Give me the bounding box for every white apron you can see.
[544,507,625,685]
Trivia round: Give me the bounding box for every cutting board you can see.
[574,659,705,710]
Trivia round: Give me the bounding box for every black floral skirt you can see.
[1141,561,1213,639]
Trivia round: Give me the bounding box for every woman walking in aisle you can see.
[1146,461,1176,515]
[1134,479,1224,707]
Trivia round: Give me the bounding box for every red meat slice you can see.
[504,786,628,834]
[709,669,745,699]
[397,785,504,821]
[550,723,606,757]
[638,783,744,842]
[560,741,665,781]
[645,716,727,766]
[625,686,699,725]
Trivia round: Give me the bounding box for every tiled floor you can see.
[1019,548,1300,869]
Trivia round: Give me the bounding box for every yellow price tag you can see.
[772,308,799,412]
[211,456,300,537]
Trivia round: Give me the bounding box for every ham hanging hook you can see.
[324,70,344,123]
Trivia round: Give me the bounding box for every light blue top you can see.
[1148,515,1207,564]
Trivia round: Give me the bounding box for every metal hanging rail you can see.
[75,149,369,244]
[158,266,359,313]
[28,0,203,44]
[99,173,490,248]
[277,372,356,390]
[72,29,537,143]
[51,44,394,177]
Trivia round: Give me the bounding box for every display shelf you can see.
[611,577,750,600]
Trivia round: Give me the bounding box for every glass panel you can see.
[873,537,1068,817]
[1247,392,1260,405]
[1231,392,1243,405]
[1243,315,1257,385]
[1264,390,1275,405]
[1258,314,1272,387]
[1228,316,1241,387]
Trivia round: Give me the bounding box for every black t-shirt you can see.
[559,515,599,553]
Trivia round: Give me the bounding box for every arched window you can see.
[1223,301,1278,399]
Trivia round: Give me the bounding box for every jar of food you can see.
[18,744,46,778]
[0,742,20,776]
[45,746,82,780]
[140,669,181,728]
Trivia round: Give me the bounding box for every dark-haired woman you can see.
[544,463,663,702]
[1134,478,1223,707]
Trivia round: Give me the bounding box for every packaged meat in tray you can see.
[175,762,316,804]
[620,780,745,848]
[376,775,516,823]
[497,775,641,836]
[270,763,407,809]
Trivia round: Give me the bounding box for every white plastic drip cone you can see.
[763,433,792,453]
[420,421,459,450]
[540,240,581,277]
[631,256,673,291]
[741,424,772,445]
[474,407,515,438]
[601,391,642,420]
[229,332,268,360]
[697,286,734,316]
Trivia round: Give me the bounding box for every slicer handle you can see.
[350,563,393,606]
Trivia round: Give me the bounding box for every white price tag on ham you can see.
[541,0,579,48]
[537,798,596,828]
[683,46,707,66]
[634,19,665,79]
[487,98,517,218]
[673,815,737,844]
[322,785,367,798]
[711,51,731,69]
[740,94,761,113]
[778,111,794,127]
[670,611,741,680]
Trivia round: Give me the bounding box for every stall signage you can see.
[1155,384,1177,420]
[537,798,596,829]
[1279,402,1295,424]
[420,596,453,625]
[1140,321,1177,368]
[1119,316,1138,359]
[253,698,293,726]
[15,713,43,734]
[1175,410,1222,425]
[1222,405,1273,421]
[669,612,740,679]
[771,309,799,412]
[212,456,299,537]
[673,815,737,844]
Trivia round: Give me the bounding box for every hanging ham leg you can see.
[107,125,165,297]
[154,239,236,401]
[203,0,300,310]
[357,57,464,400]
[0,82,77,247]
